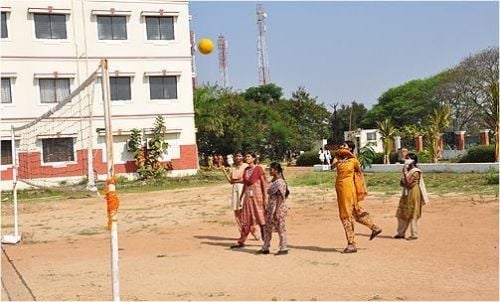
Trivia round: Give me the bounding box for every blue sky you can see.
[190,1,499,108]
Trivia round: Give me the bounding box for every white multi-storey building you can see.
[1,0,198,186]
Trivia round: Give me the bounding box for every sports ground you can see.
[1,168,498,301]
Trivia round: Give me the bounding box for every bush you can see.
[416,151,432,163]
[459,145,495,163]
[372,153,384,164]
[296,150,322,166]
[372,152,398,164]
[484,168,499,185]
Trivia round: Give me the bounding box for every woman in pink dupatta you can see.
[231,152,268,249]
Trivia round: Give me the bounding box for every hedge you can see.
[296,150,322,166]
[459,145,495,163]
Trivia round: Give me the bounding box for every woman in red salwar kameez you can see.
[230,152,268,249]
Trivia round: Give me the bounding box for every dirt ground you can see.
[1,168,498,301]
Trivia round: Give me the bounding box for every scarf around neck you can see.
[244,165,265,185]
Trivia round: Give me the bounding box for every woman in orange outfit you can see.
[332,143,382,253]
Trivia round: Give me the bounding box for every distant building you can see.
[344,129,384,153]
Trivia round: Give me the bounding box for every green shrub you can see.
[296,150,322,166]
[484,168,499,185]
[416,151,432,163]
[372,152,398,164]
[390,152,399,164]
[372,152,384,164]
[459,145,495,163]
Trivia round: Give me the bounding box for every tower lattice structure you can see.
[256,4,271,85]
[218,34,229,87]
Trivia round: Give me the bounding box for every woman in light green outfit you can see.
[395,153,429,240]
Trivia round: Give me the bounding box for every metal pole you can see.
[101,59,120,302]
[11,126,19,240]
[87,82,96,191]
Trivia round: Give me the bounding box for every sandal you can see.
[275,250,289,255]
[342,244,357,254]
[370,229,382,240]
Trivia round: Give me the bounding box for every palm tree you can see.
[425,106,451,163]
[376,118,398,164]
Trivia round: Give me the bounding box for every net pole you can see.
[101,59,120,302]
[87,82,96,191]
[11,126,20,242]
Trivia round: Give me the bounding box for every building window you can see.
[39,78,70,103]
[149,76,177,100]
[1,12,8,38]
[42,138,74,162]
[146,16,174,40]
[366,132,377,141]
[110,77,131,101]
[97,16,127,40]
[1,140,12,165]
[34,14,67,39]
[1,78,12,103]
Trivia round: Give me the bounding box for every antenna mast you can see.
[217,34,229,87]
[256,4,271,85]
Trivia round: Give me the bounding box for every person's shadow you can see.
[193,235,235,241]
[194,234,342,253]
[356,233,394,239]
[286,244,340,253]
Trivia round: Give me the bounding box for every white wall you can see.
[344,129,384,153]
[364,163,499,173]
[0,0,196,165]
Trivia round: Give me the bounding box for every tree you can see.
[434,69,482,133]
[193,85,224,135]
[376,118,397,164]
[288,87,330,151]
[243,83,283,104]
[457,47,499,161]
[329,101,368,144]
[364,77,442,129]
[425,106,451,163]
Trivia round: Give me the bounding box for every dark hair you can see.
[407,152,418,167]
[245,152,256,158]
[344,140,356,153]
[269,162,290,198]
[234,150,243,156]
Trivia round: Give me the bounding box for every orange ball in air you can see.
[197,38,214,55]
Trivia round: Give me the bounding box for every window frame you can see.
[96,15,128,41]
[33,13,68,40]
[148,75,178,101]
[1,12,8,39]
[0,139,13,166]
[366,132,377,141]
[109,76,132,101]
[1,77,13,104]
[38,78,71,104]
[40,137,76,164]
[145,16,175,41]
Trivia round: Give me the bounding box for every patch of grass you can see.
[1,170,226,203]
[484,168,499,185]
[289,171,498,196]
[306,260,339,266]
[77,228,101,236]
[368,294,383,301]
